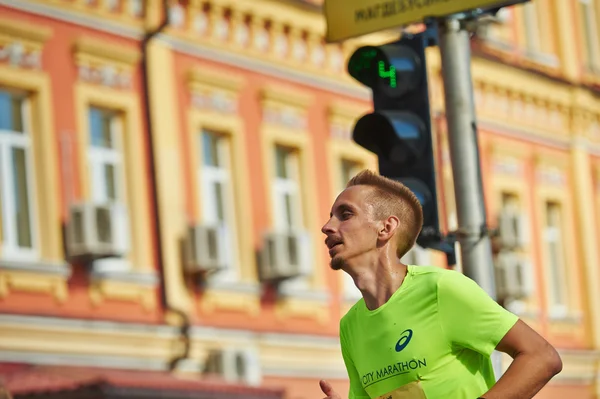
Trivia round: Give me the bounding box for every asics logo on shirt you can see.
[394,329,413,352]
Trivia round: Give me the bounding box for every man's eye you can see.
[341,212,352,219]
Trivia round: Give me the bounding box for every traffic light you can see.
[348,30,450,252]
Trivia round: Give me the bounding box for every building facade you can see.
[0,0,598,398]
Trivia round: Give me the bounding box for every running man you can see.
[319,170,562,399]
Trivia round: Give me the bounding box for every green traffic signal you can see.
[378,61,397,89]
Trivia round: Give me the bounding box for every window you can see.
[88,107,125,204]
[522,2,541,54]
[87,106,130,263]
[0,89,37,261]
[544,201,568,316]
[478,7,515,51]
[273,145,303,231]
[340,158,361,189]
[500,192,524,247]
[273,145,310,292]
[579,0,600,72]
[199,129,238,282]
[519,1,558,66]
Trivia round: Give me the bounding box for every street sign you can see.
[324,0,527,42]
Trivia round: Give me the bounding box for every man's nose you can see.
[321,218,336,235]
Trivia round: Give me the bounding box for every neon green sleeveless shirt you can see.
[340,265,518,399]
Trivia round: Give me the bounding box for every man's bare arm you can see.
[480,319,562,399]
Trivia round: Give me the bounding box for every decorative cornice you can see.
[187,66,244,92]
[489,140,532,159]
[261,85,312,109]
[327,101,369,121]
[73,36,140,67]
[0,17,52,44]
[72,36,140,89]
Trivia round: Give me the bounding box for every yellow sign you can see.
[324,0,519,42]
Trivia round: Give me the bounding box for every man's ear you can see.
[378,215,400,240]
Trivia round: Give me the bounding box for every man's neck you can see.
[347,256,409,311]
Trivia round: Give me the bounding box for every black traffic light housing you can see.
[348,27,455,261]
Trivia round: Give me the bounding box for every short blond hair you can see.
[346,169,423,258]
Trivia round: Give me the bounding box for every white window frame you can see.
[199,130,238,283]
[272,145,309,292]
[522,2,542,54]
[273,146,304,231]
[87,106,130,265]
[0,91,38,262]
[544,202,568,318]
[87,107,126,205]
[580,0,600,72]
[520,2,559,66]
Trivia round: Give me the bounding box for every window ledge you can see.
[200,280,261,316]
[0,259,71,302]
[89,258,158,286]
[274,287,331,325]
[0,259,72,277]
[278,286,330,302]
[90,269,159,286]
[203,279,261,295]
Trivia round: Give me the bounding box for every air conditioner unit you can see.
[259,230,312,282]
[498,211,528,250]
[67,202,129,260]
[185,223,230,273]
[204,347,261,386]
[494,252,533,301]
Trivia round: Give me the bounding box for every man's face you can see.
[321,185,380,270]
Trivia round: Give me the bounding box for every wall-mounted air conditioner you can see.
[494,252,534,301]
[204,347,261,386]
[258,230,311,282]
[497,210,528,250]
[67,202,129,260]
[185,223,230,273]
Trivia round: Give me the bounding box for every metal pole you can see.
[437,17,502,378]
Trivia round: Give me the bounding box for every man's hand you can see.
[319,380,342,399]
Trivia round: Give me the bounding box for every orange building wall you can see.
[0,4,162,324]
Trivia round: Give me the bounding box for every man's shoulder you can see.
[340,298,363,326]
[409,265,455,282]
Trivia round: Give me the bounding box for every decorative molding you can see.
[0,260,71,277]
[0,17,52,70]
[73,36,140,66]
[188,67,245,92]
[0,269,68,303]
[274,296,329,325]
[88,279,157,311]
[72,36,140,89]
[491,157,524,177]
[473,81,570,140]
[261,85,312,109]
[260,86,312,130]
[0,315,348,379]
[199,286,261,317]
[327,101,368,141]
[187,67,244,115]
[161,35,370,101]
[163,0,380,84]
[0,17,52,44]
[0,315,177,363]
[0,0,144,40]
